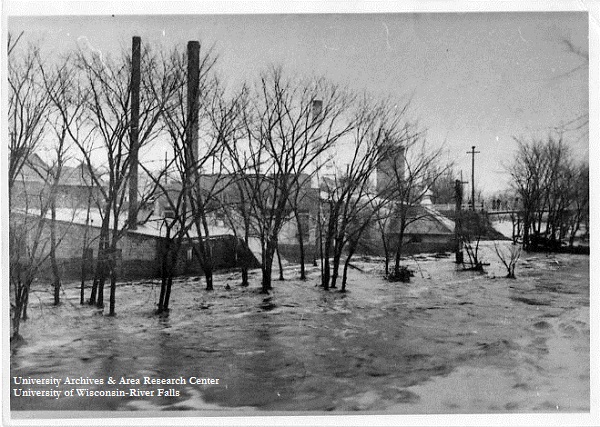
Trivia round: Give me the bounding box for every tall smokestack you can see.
[187,41,200,167]
[128,36,141,230]
[311,99,322,122]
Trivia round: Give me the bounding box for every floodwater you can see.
[10,242,590,414]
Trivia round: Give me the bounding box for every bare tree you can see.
[566,162,589,246]
[48,40,179,315]
[494,241,522,279]
[228,68,354,293]
[7,33,54,198]
[154,42,224,295]
[36,55,92,305]
[287,174,314,281]
[427,164,457,205]
[140,160,194,314]
[320,96,408,290]
[459,211,486,272]
[7,33,59,339]
[380,131,448,279]
[374,205,393,276]
[509,133,586,251]
[9,161,78,339]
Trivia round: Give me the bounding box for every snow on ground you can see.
[10,242,589,415]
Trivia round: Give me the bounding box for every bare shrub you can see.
[494,241,522,279]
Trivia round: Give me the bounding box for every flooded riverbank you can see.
[10,244,590,415]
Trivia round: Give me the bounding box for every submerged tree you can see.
[459,210,486,272]
[509,133,588,251]
[152,41,223,299]
[228,67,354,293]
[7,33,57,339]
[494,241,522,279]
[379,130,448,280]
[48,39,180,315]
[320,96,409,290]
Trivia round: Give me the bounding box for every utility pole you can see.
[466,146,480,211]
[454,177,468,264]
[312,100,324,274]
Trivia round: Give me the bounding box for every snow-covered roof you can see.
[388,205,455,235]
[12,207,236,239]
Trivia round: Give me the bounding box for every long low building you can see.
[10,208,260,282]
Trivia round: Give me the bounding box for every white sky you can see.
[5,3,591,196]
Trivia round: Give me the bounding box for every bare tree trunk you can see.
[277,244,284,281]
[295,211,306,280]
[157,233,180,313]
[12,279,32,341]
[80,199,91,305]
[261,263,273,294]
[241,267,249,287]
[201,222,214,291]
[21,285,29,321]
[330,249,342,289]
[204,269,213,291]
[157,275,167,313]
[108,266,117,316]
[89,276,98,305]
[50,199,61,305]
[394,222,406,276]
[96,261,106,308]
[377,220,390,276]
[164,276,173,311]
[91,215,110,306]
[321,206,336,290]
[262,240,276,293]
[192,233,214,291]
[321,239,331,290]
[80,262,86,305]
[384,253,389,277]
[341,242,358,292]
[157,239,169,312]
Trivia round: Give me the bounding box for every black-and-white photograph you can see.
[3,2,596,425]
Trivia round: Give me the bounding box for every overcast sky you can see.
[8,10,589,195]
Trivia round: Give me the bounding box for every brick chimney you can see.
[311,99,322,122]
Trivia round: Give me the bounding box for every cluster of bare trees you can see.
[509,133,589,251]
[8,34,450,339]
[8,32,78,339]
[9,34,180,337]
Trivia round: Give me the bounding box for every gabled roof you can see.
[17,153,48,183]
[389,205,454,235]
[18,153,105,187]
[59,163,101,187]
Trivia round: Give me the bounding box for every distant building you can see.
[10,153,104,211]
[9,155,259,281]
[376,140,405,196]
[11,206,259,281]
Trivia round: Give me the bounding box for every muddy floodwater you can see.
[10,244,589,414]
